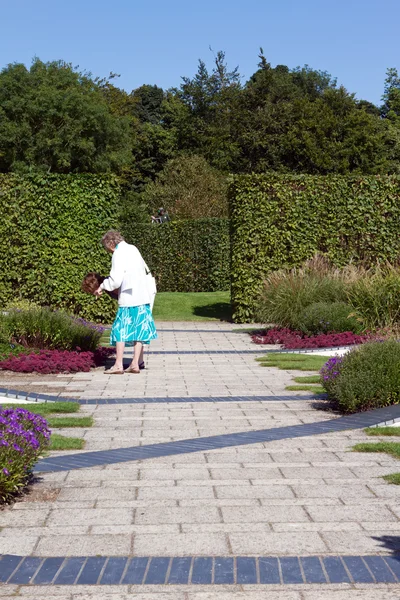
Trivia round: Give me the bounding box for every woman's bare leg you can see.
[129,341,143,370]
[114,342,125,370]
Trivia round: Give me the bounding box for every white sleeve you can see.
[100,250,124,291]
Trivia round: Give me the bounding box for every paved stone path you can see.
[1,322,400,598]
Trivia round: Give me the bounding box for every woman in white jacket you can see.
[95,230,157,375]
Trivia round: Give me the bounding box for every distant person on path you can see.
[94,230,157,375]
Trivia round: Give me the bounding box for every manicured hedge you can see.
[122,218,230,292]
[0,174,120,323]
[229,174,400,322]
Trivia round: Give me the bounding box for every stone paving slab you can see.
[1,323,400,597]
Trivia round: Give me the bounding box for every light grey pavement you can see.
[57,322,307,399]
[0,322,399,598]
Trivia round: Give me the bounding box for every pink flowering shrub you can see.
[0,347,115,374]
[252,328,368,349]
[0,407,51,503]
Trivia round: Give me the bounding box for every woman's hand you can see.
[94,287,103,297]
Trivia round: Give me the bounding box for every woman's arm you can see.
[100,250,124,292]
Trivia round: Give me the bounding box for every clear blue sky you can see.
[1,0,399,106]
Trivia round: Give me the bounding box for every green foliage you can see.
[5,402,79,415]
[285,384,324,393]
[353,442,400,459]
[298,302,362,335]
[257,354,329,371]
[326,341,400,413]
[255,259,347,329]
[365,427,400,436]
[0,59,132,174]
[49,434,85,450]
[122,219,230,292]
[140,155,229,219]
[230,174,400,322]
[0,173,119,322]
[0,343,26,361]
[1,308,102,351]
[47,416,93,428]
[347,268,400,330]
[383,473,400,485]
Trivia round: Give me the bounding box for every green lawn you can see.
[5,402,80,415]
[152,291,231,321]
[353,435,400,485]
[256,354,330,372]
[285,385,325,394]
[47,416,93,428]
[365,427,400,437]
[49,434,85,450]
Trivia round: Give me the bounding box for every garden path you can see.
[0,323,400,599]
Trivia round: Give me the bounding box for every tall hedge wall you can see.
[230,174,400,322]
[0,175,230,323]
[0,174,120,323]
[121,218,230,292]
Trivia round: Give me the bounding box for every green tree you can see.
[171,51,242,172]
[141,154,229,219]
[382,68,400,123]
[234,52,399,174]
[0,59,132,173]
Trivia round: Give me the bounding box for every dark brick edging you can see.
[1,554,400,585]
[34,403,400,473]
[0,386,321,404]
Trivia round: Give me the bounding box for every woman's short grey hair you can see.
[101,230,125,249]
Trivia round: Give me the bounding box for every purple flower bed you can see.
[0,346,115,374]
[320,356,344,396]
[252,328,368,349]
[0,407,51,503]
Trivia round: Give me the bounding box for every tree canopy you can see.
[1,53,399,217]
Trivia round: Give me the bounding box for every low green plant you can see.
[285,385,324,393]
[298,302,362,335]
[365,427,400,436]
[4,402,80,415]
[0,343,27,361]
[49,434,85,450]
[293,375,321,384]
[384,473,400,485]
[255,256,348,329]
[0,308,103,351]
[4,300,42,311]
[325,341,400,413]
[47,416,93,428]
[347,268,400,330]
[353,441,400,459]
[353,434,400,485]
[257,354,329,371]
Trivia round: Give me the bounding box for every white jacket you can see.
[100,241,153,307]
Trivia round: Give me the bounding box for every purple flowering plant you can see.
[0,407,50,503]
[320,356,344,396]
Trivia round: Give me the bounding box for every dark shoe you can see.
[139,361,145,370]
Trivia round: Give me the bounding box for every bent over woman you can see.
[96,230,157,375]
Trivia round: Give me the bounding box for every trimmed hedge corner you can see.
[0,173,120,323]
[229,174,400,322]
